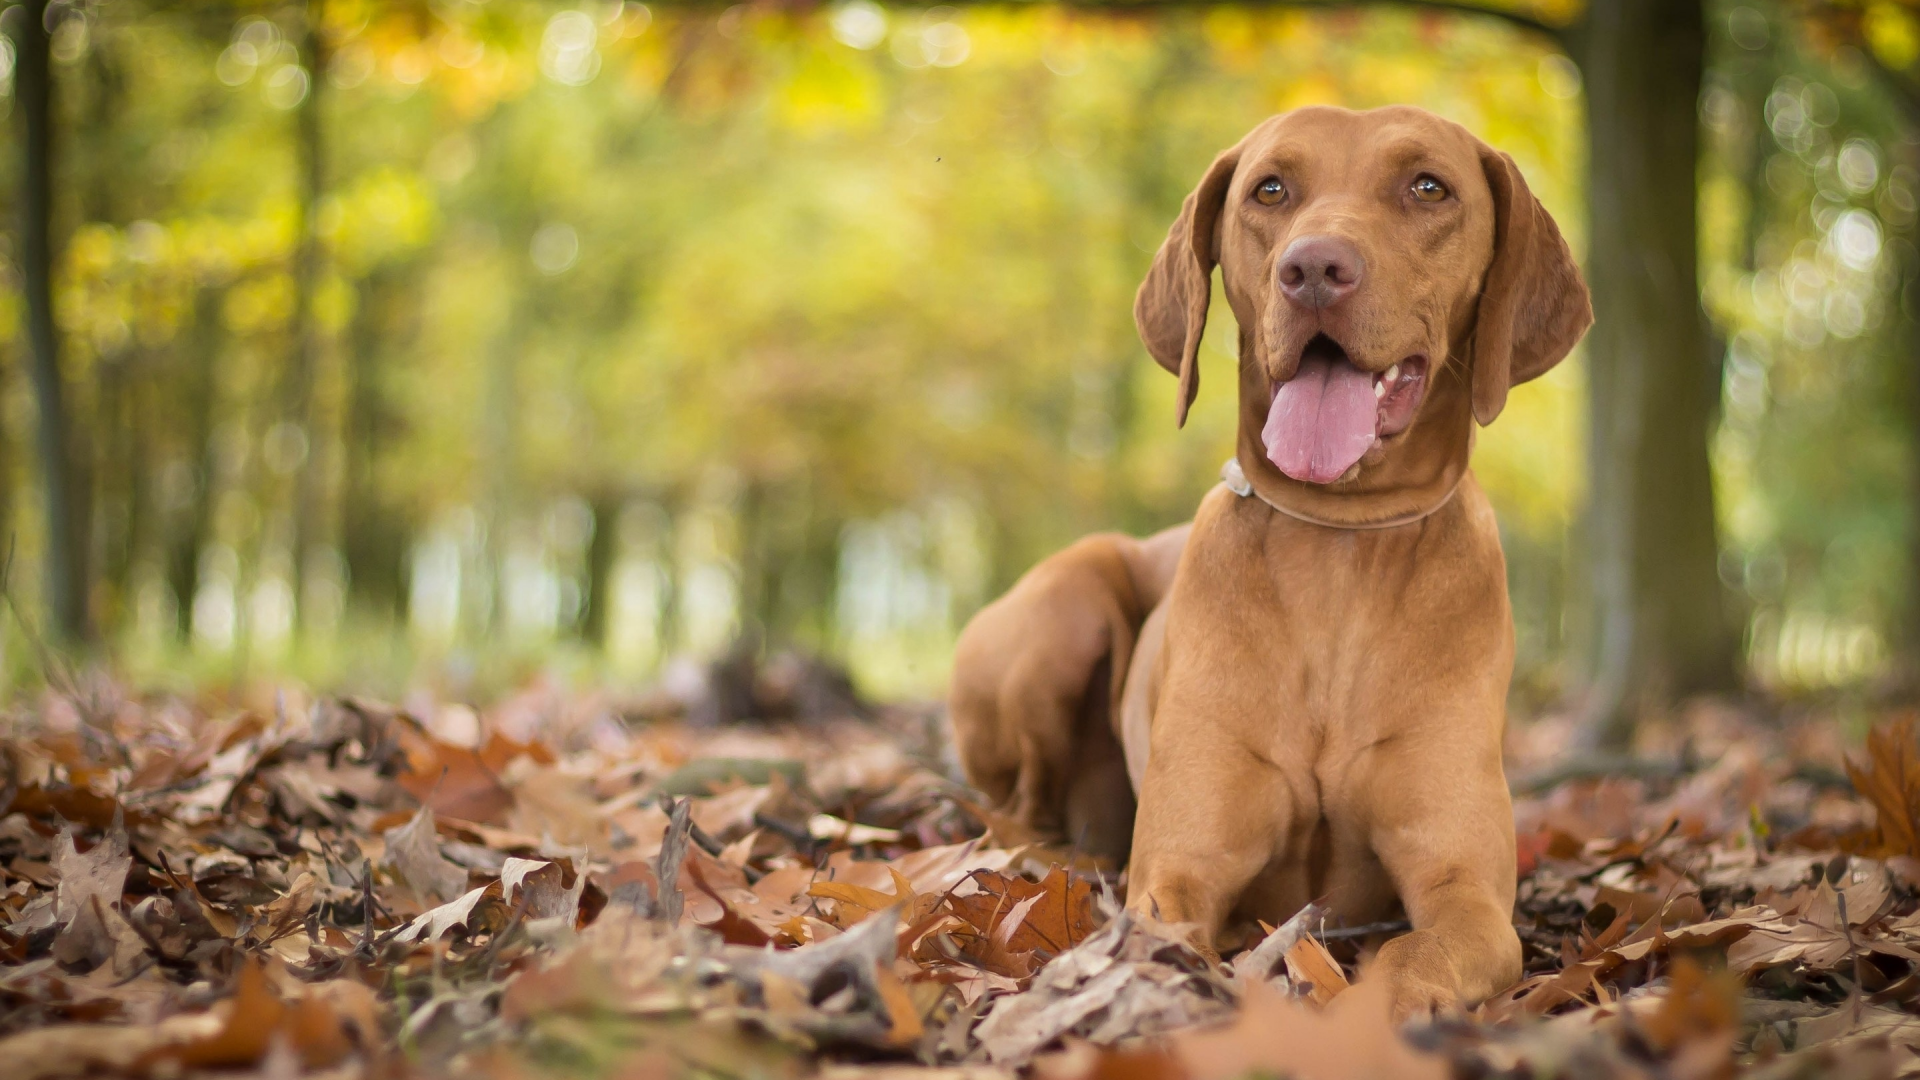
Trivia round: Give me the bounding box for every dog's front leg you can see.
[1362,733,1521,1020]
[1123,705,1299,959]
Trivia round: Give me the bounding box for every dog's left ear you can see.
[1470,148,1593,425]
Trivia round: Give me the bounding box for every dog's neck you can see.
[1232,353,1474,529]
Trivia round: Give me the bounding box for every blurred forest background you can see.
[1,0,1918,736]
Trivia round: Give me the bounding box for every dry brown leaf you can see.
[691,785,773,840]
[0,1013,227,1080]
[946,867,1098,965]
[1846,717,1920,859]
[260,870,317,940]
[137,958,361,1071]
[383,804,468,903]
[684,855,775,946]
[480,729,557,773]
[1282,934,1349,1004]
[1640,955,1740,1073]
[875,960,927,1046]
[504,759,609,850]
[394,727,515,824]
[50,826,130,926]
[500,856,553,902]
[393,885,492,943]
[5,784,127,832]
[1034,1040,1185,1080]
[810,879,904,920]
[1172,980,1445,1080]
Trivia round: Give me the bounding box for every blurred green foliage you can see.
[0,0,1915,704]
[1704,1,1920,691]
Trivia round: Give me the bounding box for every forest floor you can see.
[4,677,1920,1079]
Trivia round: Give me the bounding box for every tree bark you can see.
[339,272,409,621]
[584,490,620,646]
[479,315,521,643]
[8,0,89,644]
[1574,0,1737,747]
[95,354,135,632]
[80,29,132,637]
[167,288,225,641]
[285,0,328,635]
[1904,237,1920,690]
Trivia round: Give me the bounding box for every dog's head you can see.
[1135,106,1591,487]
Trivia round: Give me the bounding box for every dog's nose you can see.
[1278,236,1364,309]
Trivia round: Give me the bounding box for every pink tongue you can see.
[1262,354,1379,485]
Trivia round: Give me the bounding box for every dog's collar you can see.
[1220,458,1461,530]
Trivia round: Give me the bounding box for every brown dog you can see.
[948,105,1590,1019]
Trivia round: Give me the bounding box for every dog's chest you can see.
[1173,489,1510,736]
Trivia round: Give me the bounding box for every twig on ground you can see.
[667,795,764,882]
[1316,920,1413,942]
[1512,754,1687,794]
[478,892,531,976]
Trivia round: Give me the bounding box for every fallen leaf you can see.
[1847,717,1920,859]
[138,958,360,1070]
[393,885,493,943]
[394,726,515,824]
[51,826,130,926]
[383,804,468,903]
[0,1012,226,1080]
[1172,980,1445,1080]
[1283,934,1349,1005]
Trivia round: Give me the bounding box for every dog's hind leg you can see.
[1062,656,1136,863]
[999,647,1104,840]
[949,529,1188,852]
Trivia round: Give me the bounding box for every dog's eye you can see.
[1411,175,1448,203]
[1253,177,1288,206]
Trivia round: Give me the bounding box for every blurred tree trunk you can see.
[657,521,682,659]
[737,480,772,646]
[1571,0,1737,748]
[583,491,620,646]
[479,318,522,643]
[7,0,89,644]
[166,289,225,642]
[94,356,135,633]
[790,513,841,647]
[737,478,839,649]
[79,17,138,639]
[340,270,410,623]
[284,0,328,636]
[0,349,10,578]
[1902,233,1920,689]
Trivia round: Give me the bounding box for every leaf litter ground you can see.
[7,684,1920,1078]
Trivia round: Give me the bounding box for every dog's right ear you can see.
[1134,144,1242,428]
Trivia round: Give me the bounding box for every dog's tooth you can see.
[1385,363,1401,384]
[1374,380,1387,400]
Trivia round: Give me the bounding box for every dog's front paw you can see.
[1382,970,1457,1024]
[1366,930,1462,1024]
[1126,893,1222,965]
[1125,871,1235,955]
